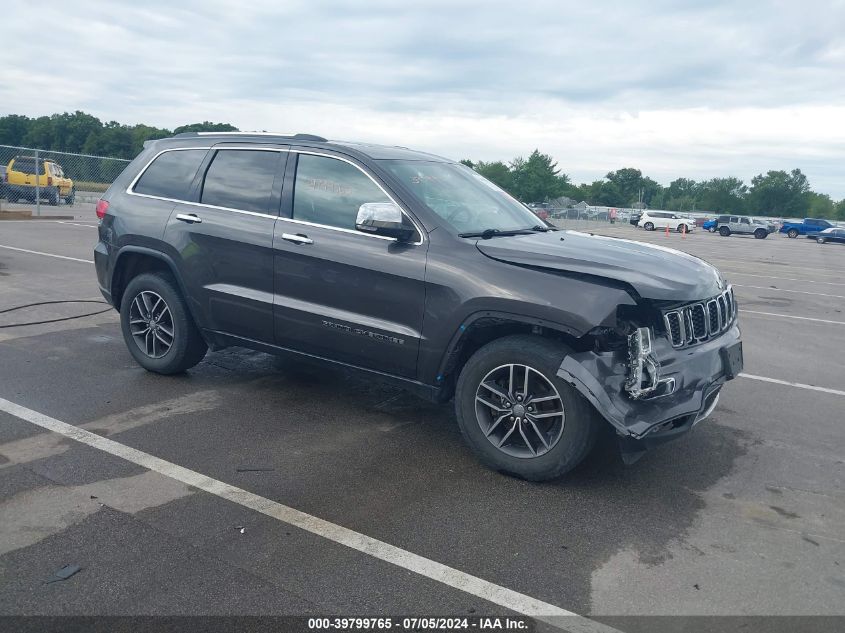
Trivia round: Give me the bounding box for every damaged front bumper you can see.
[557,324,742,461]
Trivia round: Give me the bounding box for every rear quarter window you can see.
[133,149,208,200]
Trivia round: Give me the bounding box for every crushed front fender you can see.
[557,324,741,442]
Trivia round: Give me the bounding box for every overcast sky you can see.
[2,0,844,197]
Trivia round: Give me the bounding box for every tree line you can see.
[0,111,237,161]
[1,112,840,219]
[464,151,844,220]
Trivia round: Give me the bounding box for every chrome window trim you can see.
[126,146,213,197]
[125,147,426,245]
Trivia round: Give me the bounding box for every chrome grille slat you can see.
[663,286,736,348]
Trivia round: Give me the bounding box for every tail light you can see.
[95,199,109,219]
[47,177,53,186]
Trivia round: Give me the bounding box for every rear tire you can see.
[787,229,799,238]
[119,272,207,374]
[644,222,654,231]
[719,226,731,237]
[454,335,600,481]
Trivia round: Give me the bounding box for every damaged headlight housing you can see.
[625,327,662,399]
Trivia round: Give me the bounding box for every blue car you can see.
[703,219,717,232]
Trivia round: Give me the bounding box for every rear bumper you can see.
[557,324,741,445]
[93,240,114,306]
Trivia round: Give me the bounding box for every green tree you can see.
[603,168,663,207]
[747,169,810,216]
[806,192,835,218]
[509,150,567,202]
[661,177,698,211]
[696,177,747,214]
[173,121,238,134]
[0,114,32,145]
[474,160,514,192]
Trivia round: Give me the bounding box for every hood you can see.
[476,230,725,302]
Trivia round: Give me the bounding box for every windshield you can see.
[381,160,542,234]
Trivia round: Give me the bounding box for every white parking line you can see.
[741,310,845,325]
[0,396,616,633]
[0,244,93,264]
[739,373,845,397]
[722,271,845,287]
[733,285,845,300]
[55,220,98,228]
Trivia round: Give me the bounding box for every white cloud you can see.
[1,0,843,196]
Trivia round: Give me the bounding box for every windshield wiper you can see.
[459,225,554,239]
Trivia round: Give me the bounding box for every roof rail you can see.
[172,131,328,142]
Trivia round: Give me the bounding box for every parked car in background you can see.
[816,228,845,245]
[526,202,551,221]
[638,210,695,233]
[714,215,773,239]
[779,218,834,239]
[5,156,75,205]
[703,218,717,232]
[629,212,642,226]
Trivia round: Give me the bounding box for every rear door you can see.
[163,145,287,344]
[272,149,427,378]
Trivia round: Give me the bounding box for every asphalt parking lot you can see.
[0,216,843,631]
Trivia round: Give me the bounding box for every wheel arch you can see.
[434,311,585,402]
[111,246,211,344]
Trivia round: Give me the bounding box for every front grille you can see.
[663,286,736,348]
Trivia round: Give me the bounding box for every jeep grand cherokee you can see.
[93,132,743,480]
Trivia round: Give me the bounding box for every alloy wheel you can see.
[128,290,174,358]
[474,364,565,458]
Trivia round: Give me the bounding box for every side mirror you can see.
[356,202,414,241]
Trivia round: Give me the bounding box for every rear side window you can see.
[292,154,391,230]
[11,158,39,175]
[200,150,281,213]
[133,149,207,200]
[133,149,206,200]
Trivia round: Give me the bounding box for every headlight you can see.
[625,327,660,399]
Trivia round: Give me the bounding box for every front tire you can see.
[119,272,207,374]
[817,237,826,244]
[677,224,688,233]
[454,335,600,481]
[754,229,767,239]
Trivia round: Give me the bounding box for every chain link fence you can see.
[0,145,131,216]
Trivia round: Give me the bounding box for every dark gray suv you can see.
[94,132,743,480]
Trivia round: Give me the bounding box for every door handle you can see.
[281,233,313,245]
[176,213,202,224]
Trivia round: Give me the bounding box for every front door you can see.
[272,151,427,378]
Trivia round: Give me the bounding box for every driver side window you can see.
[293,154,391,230]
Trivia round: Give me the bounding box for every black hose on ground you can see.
[0,300,113,329]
